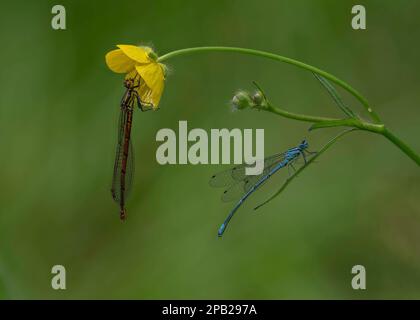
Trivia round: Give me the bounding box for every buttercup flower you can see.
[105,44,166,109]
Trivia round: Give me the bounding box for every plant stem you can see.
[382,128,420,166]
[263,103,339,123]
[158,46,381,123]
[309,118,384,132]
[267,104,419,166]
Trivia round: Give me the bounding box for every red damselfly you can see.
[111,74,152,220]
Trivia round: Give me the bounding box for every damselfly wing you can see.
[209,151,288,202]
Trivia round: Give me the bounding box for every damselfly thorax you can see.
[111,74,152,220]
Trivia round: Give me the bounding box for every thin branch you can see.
[158,46,382,123]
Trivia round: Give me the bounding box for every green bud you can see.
[252,91,268,108]
[231,90,254,110]
[252,91,264,105]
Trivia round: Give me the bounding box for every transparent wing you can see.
[209,152,286,188]
[213,153,289,202]
[219,174,262,202]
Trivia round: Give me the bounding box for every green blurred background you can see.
[0,0,419,299]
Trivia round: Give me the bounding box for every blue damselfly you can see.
[210,139,315,236]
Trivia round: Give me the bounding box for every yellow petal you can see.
[105,49,136,73]
[150,79,164,108]
[135,83,153,111]
[136,74,165,109]
[135,63,164,91]
[135,63,165,108]
[117,45,151,64]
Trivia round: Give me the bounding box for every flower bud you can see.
[252,90,267,107]
[231,90,254,110]
[252,91,264,105]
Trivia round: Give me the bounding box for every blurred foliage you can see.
[0,0,419,299]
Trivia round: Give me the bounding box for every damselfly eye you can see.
[301,140,309,148]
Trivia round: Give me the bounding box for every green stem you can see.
[263,103,339,123]
[158,46,381,123]
[308,120,419,165]
[382,128,420,166]
[309,118,384,132]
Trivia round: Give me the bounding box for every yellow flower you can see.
[105,44,166,109]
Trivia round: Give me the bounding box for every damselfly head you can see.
[124,78,135,89]
[124,73,140,89]
[300,139,309,149]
